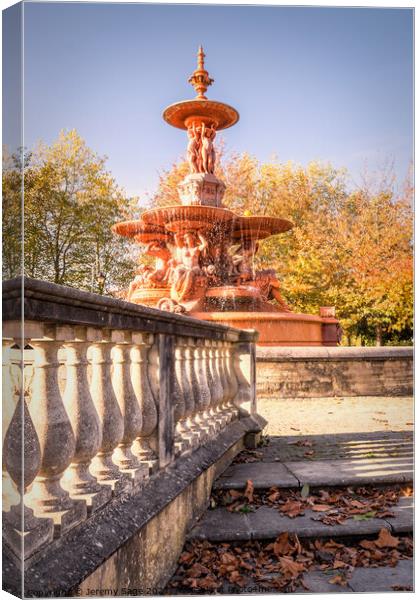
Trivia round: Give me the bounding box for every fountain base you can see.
[189,310,341,346]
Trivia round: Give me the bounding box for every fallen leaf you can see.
[273,532,292,556]
[328,574,348,586]
[278,556,306,577]
[375,528,399,548]
[311,504,332,512]
[244,479,254,503]
[279,499,304,518]
[353,511,376,521]
[268,488,281,502]
[359,539,377,550]
[301,483,310,498]
[228,489,243,499]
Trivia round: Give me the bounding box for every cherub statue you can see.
[145,240,172,286]
[127,240,171,300]
[201,123,216,174]
[254,268,291,312]
[170,230,208,301]
[186,124,201,173]
[231,239,259,283]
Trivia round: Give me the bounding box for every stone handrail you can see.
[2,277,257,561]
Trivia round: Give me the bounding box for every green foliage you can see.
[3,130,139,294]
[153,150,413,344]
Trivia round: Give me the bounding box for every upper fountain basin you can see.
[163,99,239,130]
[113,206,293,241]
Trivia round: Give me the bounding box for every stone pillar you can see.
[88,329,131,493]
[214,341,230,426]
[203,340,219,433]
[111,330,146,485]
[225,342,239,420]
[210,340,227,429]
[194,338,212,438]
[233,340,256,417]
[173,338,187,456]
[24,325,86,535]
[175,337,196,450]
[185,337,202,445]
[2,338,20,514]
[131,333,158,474]
[220,342,237,423]
[158,334,175,468]
[59,326,111,512]
[2,333,55,559]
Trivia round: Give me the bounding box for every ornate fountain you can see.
[113,48,340,346]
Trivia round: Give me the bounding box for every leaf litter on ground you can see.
[211,480,412,525]
[165,529,413,594]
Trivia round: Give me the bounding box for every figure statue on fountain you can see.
[187,124,201,173]
[231,239,258,283]
[127,240,172,300]
[200,123,216,174]
[170,231,208,303]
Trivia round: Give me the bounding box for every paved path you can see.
[247,430,413,463]
[259,396,413,436]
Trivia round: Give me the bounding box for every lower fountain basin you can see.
[189,310,340,346]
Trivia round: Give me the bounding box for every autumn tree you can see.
[3,130,139,293]
[2,147,24,279]
[151,149,413,344]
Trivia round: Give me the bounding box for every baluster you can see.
[175,337,196,451]
[203,339,219,435]
[217,340,231,425]
[211,340,226,429]
[24,325,86,535]
[173,338,187,456]
[111,330,147,485]
[88,329,131,493]
[184,337,202,448]
[226,342,239,421]
[232,340,255,417]
[2,332,54,558]
[193,338,211,440]
[2,338,19,514]
[131,333,158,474]
[60,326,111,512]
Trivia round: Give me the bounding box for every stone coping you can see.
[256,346,413,362]
[2,277,258,342]
[3,414,266,598]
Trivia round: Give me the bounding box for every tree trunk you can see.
[375,325,383,347]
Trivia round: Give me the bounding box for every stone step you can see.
[214,457,413,490]
[299,560,413,593]
[188,496,413,542]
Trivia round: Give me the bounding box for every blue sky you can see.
[17,2,414,201]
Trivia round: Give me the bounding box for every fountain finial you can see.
[188,45,214,99]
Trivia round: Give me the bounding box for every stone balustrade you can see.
[2,277,258,565]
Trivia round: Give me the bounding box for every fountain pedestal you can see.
[178,173,226,207]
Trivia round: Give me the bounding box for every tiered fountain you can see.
[113,48,340,346]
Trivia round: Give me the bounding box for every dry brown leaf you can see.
[278,556,306,577]
[333,560,348,569]
[375,528,400,548]
[244,479,254,503]
[273,532,292,556]
[279,499,304,518]
[229,489,243,499]
[359,539,377,550]
[268,489,281,502]
[328,574,348,586]
[311,504,332,512]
